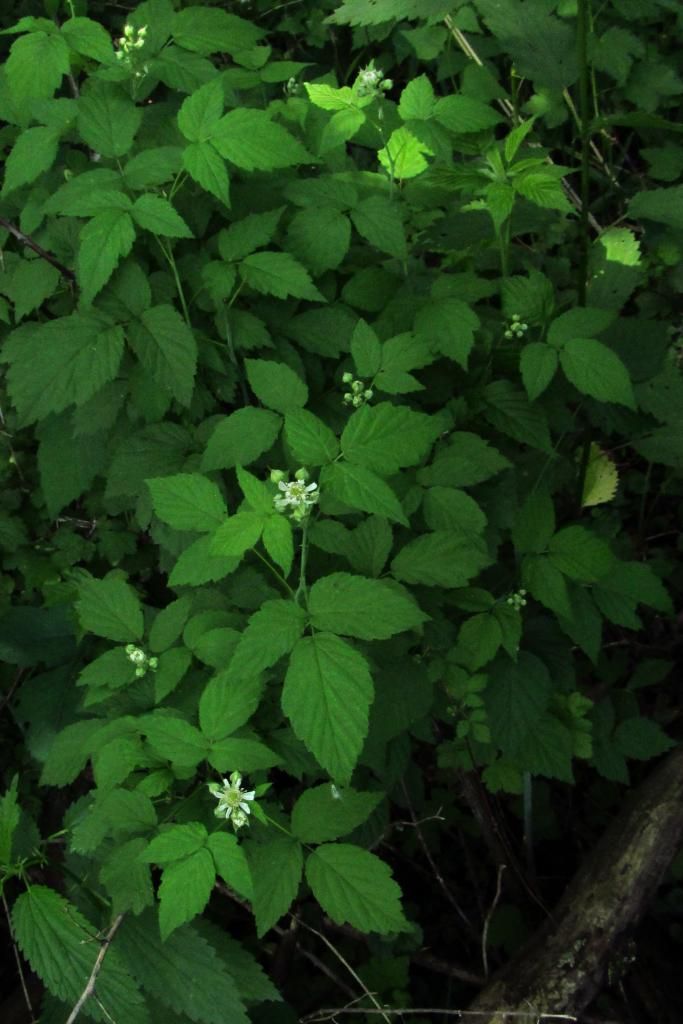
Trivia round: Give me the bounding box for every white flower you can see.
[209,772,256,829]
[273,478,318,518]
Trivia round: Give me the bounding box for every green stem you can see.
[295,520,309,607]
[577,0,591,306]
[157,238,191,326]
[251,548,295,598]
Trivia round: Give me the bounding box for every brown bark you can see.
[467,747,683,1022]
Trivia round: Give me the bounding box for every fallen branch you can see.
[465,747,683,1023]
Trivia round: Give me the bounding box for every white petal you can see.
[243,791,256,801]
[240,802,252,814]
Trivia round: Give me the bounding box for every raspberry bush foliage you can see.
[0,0,682,1020]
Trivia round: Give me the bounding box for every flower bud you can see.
[342,371,354,384]
[270,469,286,484]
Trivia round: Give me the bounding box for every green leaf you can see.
[262,514,294,576]
[244,358,308,413]
[283,633,374,784]
[614,717,674,760]
[158,848,216,940]
[417,433,510,488]
[0,776,20,866]
[193,920,280,1005]
[306,844,408,934]
[77,209,136,306]
[485,652,553,759]
[203,408,282,471]
[547,307,616,348]
[147,473,227,532]
[560,338,636,408]
[519,715,574,782]
[6,32,69,104]
[207,833,252,901]
[398,74,436,120]
[208,738,281,773]
[228,600,306,682]
[309,573,427,640]
[123,147,183,189]
[2,126,60,196]
[172,7,263,55]
[341,403,439,476]
[211,108,313,171]
[77,81,142,157]
[142,823,208,864]
[414,298,479,368]
[129,305,197,406]
[61,16,114,62]
[457,613,503,671]
[628,185,683,231]
[7,260,60,322]
[150,597,192,654]
[169,535,240,587]
[520,343,558,401]
[350,196,407,260]
[182,141,231,205]
[218,208,284,262]
[77,576,143,642]
[177,79,224,142]
[434,93,502,133]
[40,721,103,787]
[291,785,382,844]
[12,886,148,1024]
[287,206,352,273]
[38,412,107,517]
[422,487,487,537]
[514,172,572,212]
[99,838,154,917]
[248,837,303,937]
[512,489,555,556]
[522,554,572,618]
[350,319,382,377]
[548,526,615,583]
[284,409,340,466]
[119,911,249,1024]
[132,195,193,238]
[240,252,324,302]
[236,465,273,515]
[378,126,433,179]
[200,672,264,741]
[143,716,207,769]
[323,462,408,526]
[391,532,491,588]
[211,512,265,558]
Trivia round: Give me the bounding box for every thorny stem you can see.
[252,548,296,598]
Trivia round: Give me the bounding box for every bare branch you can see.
[64,913,125,1024]
[0,218,76,282]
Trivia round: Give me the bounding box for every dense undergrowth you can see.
[0,1,682,1022]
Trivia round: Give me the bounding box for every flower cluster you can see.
[354,62,393,98]
[115,23,147,59]
[504,314,529,340]
[342,372,373,408]
[124,644,158,678]
[506,588,528,611]
[209,772,255,831]
[271,468,318,522]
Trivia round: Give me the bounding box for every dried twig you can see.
[482,866,506,978]
[2,891,37,1024]
[300,1005,579,1022]
[64,913,125,1024]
